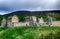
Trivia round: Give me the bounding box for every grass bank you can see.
[0,26,60,39]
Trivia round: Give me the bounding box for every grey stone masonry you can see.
[47,16,52,26]
[1,19,7,27]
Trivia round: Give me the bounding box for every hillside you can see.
[5,10,60,16]
[5,10,60,22]
[0,10,60,22]
[0,26,60,39]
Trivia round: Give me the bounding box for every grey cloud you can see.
[0,0,60,14]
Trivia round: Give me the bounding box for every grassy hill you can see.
[0,26,60,39]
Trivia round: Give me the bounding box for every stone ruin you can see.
[38,17,44,26]
[47,16,52,26]
[1,15,53,27]
[1,18,7,27]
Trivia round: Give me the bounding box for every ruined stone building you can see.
[1,15,60,27]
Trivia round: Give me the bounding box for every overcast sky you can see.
[0,0,60,15]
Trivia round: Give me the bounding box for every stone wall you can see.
[1,19,6,27]
[12,15,19,22]
[52,21,60,26]
[1,15,60,27]
[13,22,29,27]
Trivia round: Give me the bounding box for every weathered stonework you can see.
[47,16,52,26]
[1,15,60,27]
[1,19,7,27]
[38,17,44,26]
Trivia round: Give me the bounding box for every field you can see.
[0,26,60,39]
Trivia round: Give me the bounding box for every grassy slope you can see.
[0,26,60,39]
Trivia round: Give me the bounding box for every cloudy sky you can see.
[0,0,60,15]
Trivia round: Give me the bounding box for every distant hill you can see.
[5,10,60,16]
[0,10,60,22]
[3,10,60,22]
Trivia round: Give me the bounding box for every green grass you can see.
[0,26,60,39]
